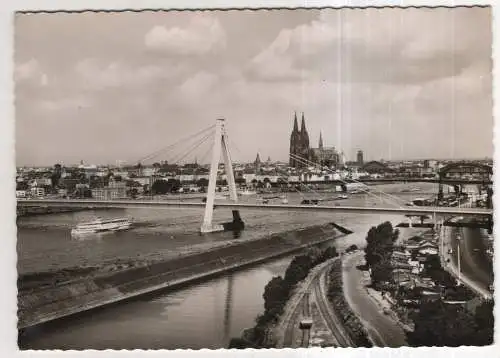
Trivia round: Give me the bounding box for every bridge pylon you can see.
[200,118,243,233]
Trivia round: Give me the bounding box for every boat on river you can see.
[239,189,257,196]
[71,217,132,236]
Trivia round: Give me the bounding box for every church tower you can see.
[298,112,310,167]
[289,112,300,168]
[318,131,323,150]
[300,112,310,151]
[254,153,261,174]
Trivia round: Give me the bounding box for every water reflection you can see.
[223,274,234,342]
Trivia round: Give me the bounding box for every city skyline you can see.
[15,7,493,167]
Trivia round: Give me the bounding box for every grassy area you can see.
[326,259,372,347]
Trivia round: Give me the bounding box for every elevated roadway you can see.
[284,178,492,186]
[17,199,493,219]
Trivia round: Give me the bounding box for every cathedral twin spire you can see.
[289,112,311,168]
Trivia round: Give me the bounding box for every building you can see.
[289,112,340,169]
[357,150,364,166]
[310,131,340,168]
[254,153,262,174]
[91,178,127,200]
[362,161,394,175]
[289,112,311,168]
[16,190,27,198]
[30,187,45,198]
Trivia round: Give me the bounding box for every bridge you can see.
[18,119,494,232]
[273,178,492,186]
[17,198,493,219]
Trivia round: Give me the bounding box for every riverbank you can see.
[18,222,350,330]
[230,249,341,349]
[17,206,109,218]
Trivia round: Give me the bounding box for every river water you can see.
[18,183,439,350]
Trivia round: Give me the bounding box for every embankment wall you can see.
[18,222,351,329]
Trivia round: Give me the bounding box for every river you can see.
[18,183,439,349]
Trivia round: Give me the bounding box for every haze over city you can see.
[14,7,493,167]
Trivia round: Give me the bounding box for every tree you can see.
[16,181,29,191]
[228,337,256,349]
[408,300,480,347]
[167,178,181,192]
[473,300,494,345]
[235,177,246,185]
[152,180,170,194]
[284,254,313,285]
[263,276,288,314]
[127,188,138,198]
[364,222,399,286]
[196,178,209,187]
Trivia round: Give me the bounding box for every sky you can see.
[14,6,493,167]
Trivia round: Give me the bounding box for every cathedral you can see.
[289,112,310,168]
[289,112,340,169]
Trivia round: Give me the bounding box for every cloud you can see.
[37,96,92,112]
[15,58,49,86]
[250,7,490,85]
[178,71,218,99]
[248,29,312,81]
[74,58,184,90]
[144,15,226,55]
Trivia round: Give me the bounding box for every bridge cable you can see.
[151,128,215,167]
[150,126,215,165]
[289,153,404,208]
[226,137,310,201]
[136,124,216,164]
[288,153,383,204]
[170,130,215,165]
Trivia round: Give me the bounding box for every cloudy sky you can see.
[14,7,493,167]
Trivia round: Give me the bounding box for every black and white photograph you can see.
[12,4,494,351]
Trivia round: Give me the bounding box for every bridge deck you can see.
[17,199,493,218]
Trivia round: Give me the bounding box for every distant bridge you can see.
[282,178,492,186]
[17,199,493,219]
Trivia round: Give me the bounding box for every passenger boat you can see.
[71,217,132,236]
[239,189,257,196]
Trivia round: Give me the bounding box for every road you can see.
[441,225,493,299]
[342,251,407,347]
